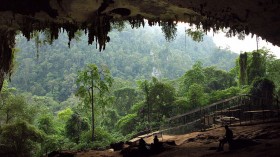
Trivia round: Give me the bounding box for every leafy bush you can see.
[172,97,189,115]
[40,134,65,156]
[65,113,89,143]
[209,87,242,103]
[250,77,275,98]
[79,127,115,149]
[116,113,137,135]
[0,120,44,156]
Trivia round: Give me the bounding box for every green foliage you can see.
[11,25,237,101]
[137,78,176,129]
[161,21,177,41]
[181,62,205,94]
[4,23,260,153]
[65,113,89,143]
[247,51,266,84]
[40,134,65,155]
[172,97,189,115]
[111,21,126,31]
[32,95,61,112]
[0,120,44,156]
[250,78,275,99]
[238,49,273,86]
[186,28,204,42]
[76,63,113,142]
[0,95,29,123]
[209,87,242,103]
[187,83,207,108]
[0,84,38,124]
[267,59,280,96]
[113,87,139,116]
[116,113,137,135]
[79,127,116,149]
[38,135,60,156]
[76,64,113,109]
[58,107,74,122]
[203,66,236,92]
[239,52,248,86]
[148,79,176,118]
[37,114,56,135]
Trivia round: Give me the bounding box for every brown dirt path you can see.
[76,121,280,157]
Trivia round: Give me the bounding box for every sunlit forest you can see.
[1,23,280,156]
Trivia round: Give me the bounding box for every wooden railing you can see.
[159,95,280,135]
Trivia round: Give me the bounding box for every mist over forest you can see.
[11,24,237,101]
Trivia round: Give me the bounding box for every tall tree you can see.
[187,83,207,109]
[139,78,175,129]
[148,78,175,123]
[180,61,205,95]
[76,64,113,142]
[267,59,280,96]
[139,80,151,128]
[239,52,248,86]
[247,51,266,84]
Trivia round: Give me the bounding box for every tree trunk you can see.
[91,72,95,143]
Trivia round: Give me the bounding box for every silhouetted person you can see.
[153,135,159,145]
[138,138,147,151]
[217,125,233,151]
[151,135,162,153]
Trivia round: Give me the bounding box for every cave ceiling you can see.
[1,0,280,90]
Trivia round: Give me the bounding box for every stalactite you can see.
[50,23,59,41]
[0,29,16,91]
[88,15,111,51]
[0,4,258,91]
[128,15,145,28]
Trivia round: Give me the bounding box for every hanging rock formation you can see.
[0,0,280,90]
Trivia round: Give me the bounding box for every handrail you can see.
[161,94,279,135]
[167,95,245,121]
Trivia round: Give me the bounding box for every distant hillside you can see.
[10,24,238,101]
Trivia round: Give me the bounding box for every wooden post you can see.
[249,97,252,124]
[203,108,206,131]
[239,99,242,125]
[214,104,217,125]
[262,97,265,122]
[221,103,224,125]
[200,107,203,131]
[277,99,280,120]
[208,114,210,126]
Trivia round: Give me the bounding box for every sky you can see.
[209,31,280,58]
[177,22,280,58]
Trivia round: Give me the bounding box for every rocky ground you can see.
[56,121,280,157]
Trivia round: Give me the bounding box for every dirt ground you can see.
[75,121,280,157]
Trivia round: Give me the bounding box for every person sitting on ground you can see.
[151,134,164,153]
[153,135,159,145]
[138,138,148,151]
[217,125,233,151]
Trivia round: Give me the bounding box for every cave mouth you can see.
[0,0,279,91]
[0,16,247,91]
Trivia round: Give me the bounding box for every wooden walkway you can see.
[160,95,280,135]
